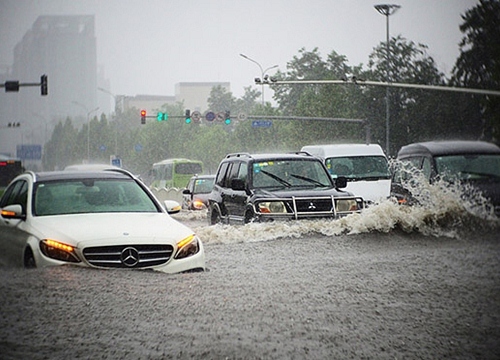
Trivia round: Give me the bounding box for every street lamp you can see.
[240,53,278,106]
[98,87,122,153]
[374,4,400,155]
[72,101,99,162]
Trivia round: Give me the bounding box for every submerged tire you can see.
[24,248,36,269]
[209,207,222,225]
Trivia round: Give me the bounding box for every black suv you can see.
[207,152,364,225]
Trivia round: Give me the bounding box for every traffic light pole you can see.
[254,77,500,97]
[1,75,48,96]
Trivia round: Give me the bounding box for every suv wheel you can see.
[244,210,256,224]
[209,207,222,225]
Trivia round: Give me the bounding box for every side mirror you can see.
[335,176,347,189]
[230,178,246,191]
[163,200,181,214]
[1,204,26,220]
[182,188,191,195]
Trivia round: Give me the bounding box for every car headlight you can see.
[39,239,81,263]
[175,234,200,259]
[258,201,287,214]
[335,199,360,212]
[192,199,206,210]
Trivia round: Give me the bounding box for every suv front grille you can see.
[83,244,174,268]
[255,195,363,220]
[294,197,335,213]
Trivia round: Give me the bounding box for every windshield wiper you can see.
[290,174,327,187]
[260,170,291,187]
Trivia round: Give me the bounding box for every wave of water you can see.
[173,177,499,245]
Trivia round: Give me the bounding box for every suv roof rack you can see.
[225,152,251,159]
[289,151,313,156]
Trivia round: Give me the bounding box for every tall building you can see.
[1,15,98,163]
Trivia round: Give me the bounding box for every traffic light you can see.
[185,109,191,124]
[40,75,48,96]
[140,109,146,124]
[157,112,167,121]
[224,111,231,125]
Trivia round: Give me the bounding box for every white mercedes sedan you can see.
[0,168,205,274]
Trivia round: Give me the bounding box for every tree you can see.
[273,48,367,147]
[452,0,500,142]
[365,35,452,154]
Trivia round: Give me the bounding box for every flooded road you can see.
[1,197,499,359]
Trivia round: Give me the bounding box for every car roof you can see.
[32,169,134,182]
[224,152,319,162]
[192,174,215,178]
[397,140,500,158]
[301,143,386,158]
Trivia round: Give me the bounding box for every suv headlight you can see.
[175,234,201,259]
[335,199,360,212]
[39,239,81,263]
[258,201,287,214]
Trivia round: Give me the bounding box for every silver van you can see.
[301,144,392,204]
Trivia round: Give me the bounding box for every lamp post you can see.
[374,4,400,156]
[97,87,122,153]
[72,101,99,162]
[240,53,278,106]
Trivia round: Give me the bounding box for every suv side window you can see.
[215,162,230,188]
[237,162,248,182]
[227,162,244,187]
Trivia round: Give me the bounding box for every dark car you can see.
[391,140,500,216]
[182,175,215,210]
[207,152,364,225]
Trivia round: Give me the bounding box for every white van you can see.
[301,143,391,204]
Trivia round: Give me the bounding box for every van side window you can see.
[422,158,432,180]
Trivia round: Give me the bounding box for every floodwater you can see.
[174,175,500,244]
[1,177,499,359]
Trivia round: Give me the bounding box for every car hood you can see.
[253,186,354,198]
[29,213,194,248]
[344,179,391,203]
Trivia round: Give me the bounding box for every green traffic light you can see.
[185,118,192,124]
[225,118,231,125]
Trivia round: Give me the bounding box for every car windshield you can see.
[326,156,391,180]
[252,159,332,189]
[435,154,500,181]
[193,178,214,194]
[33,178,159,216]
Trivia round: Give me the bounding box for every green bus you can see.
[150,158,203,189]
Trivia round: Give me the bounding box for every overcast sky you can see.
[1,0,478,102]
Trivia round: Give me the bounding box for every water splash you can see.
[173,175,499,245]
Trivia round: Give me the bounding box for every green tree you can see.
[365,35,449,154]
[452,0,500,142]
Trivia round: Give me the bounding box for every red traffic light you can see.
[140,109,147,125]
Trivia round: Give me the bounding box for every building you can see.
[175,82,230,113]
[1,15,98,163]
[118,82,231,118]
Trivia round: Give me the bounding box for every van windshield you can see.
[435,154,500,181]
[326,156,391,180]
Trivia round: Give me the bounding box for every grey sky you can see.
[0,0,478,102]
